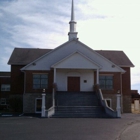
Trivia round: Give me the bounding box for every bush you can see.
[9,96,23,112]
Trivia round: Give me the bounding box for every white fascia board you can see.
[77,41,125,73]
[20,40,73,71]
[20,39,124,73]
[51,51,102,69]
[100,69,126,74]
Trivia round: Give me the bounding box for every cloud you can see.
[0,0,71,71]
[0,0,140,92]
[131,67,140,85]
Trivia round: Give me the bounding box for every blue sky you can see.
[0,0,140,92]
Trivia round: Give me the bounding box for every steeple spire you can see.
[68,0,78,41]
[71,0,75,21]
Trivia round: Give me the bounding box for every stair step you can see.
[52,92,110,118]
[51,106,110,118]
[56,92,100,106]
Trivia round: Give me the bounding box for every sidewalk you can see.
[0,113,140,140]
[118,114,140,140]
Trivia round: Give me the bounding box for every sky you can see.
[0,0,140,93]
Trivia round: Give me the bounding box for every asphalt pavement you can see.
[0,113,140,140]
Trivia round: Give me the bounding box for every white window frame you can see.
[1,84,10,91]
[33,73,48,89]
[35,98,42,113]
[99,74,114,90]
[0,98,7,105]
[105,98,112,108]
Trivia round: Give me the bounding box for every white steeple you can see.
[68,0,78,41]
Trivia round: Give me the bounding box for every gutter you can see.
[21,70,26,115]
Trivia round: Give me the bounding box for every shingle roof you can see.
[8,48,134,67]
[8,48,52,65]
[96,50,134,67]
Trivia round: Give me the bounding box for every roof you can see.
[8,48,52,65]
[96,50,134,67]
[8,48,134,67]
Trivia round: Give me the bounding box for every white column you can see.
[54,68,56,83]
[41,93,46,117]
[53,89,55,107]
[96,69,99,84]
[116,94,121,118]
[53,68,56,107]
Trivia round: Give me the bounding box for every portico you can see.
[52,51,101,92]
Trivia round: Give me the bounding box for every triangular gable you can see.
[51,51,102,69]
[21,39,125,73]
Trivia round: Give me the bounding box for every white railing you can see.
[98,89,117,118]
[46,83,57,118]
[46,106,55,118]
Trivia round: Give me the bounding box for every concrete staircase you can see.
[52,92,110,118]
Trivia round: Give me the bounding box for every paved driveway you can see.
[0,114,140,140]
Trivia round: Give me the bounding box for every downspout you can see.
[120,73,123,113]
[19,70,26,116]
[22,70,26,94]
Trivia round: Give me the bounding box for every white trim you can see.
[35,98,42,113]
[105,98,112,108]
[20,39,126,73]
[96,69,99,84]
[32,73,49,89]
[20,40,71,70]
[1,84,10,91]
[51,51,102,69]
[99,74,114,76]
[0,98,7,105]
[54,68,56,83]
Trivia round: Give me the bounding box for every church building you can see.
[8,0,134,117]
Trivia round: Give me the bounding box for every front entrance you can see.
[67,77,80,92]
[35,98,42,113]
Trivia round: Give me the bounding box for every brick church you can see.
[1,0,136,117]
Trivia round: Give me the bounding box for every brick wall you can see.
[123,94,131,113]
[121,67,131,95]
[25,70,53,93]
[99,68,132,113]
[103,94,131,113]
[23,93,52,113]
[0,76,11,98]
[11,65,25,94]
[99,72,121,94]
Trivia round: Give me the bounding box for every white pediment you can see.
[21,39,125,73]
[51,51,101,69]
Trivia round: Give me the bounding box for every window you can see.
[33,74,48,89]
[35,98,42,113]
[105,99,112,107]
[1,84,10,91]
[0,98,6,105]
[99,75,113,89]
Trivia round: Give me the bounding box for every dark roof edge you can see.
[119,65,135,68]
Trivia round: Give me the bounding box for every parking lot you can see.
[0,113,140,140]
